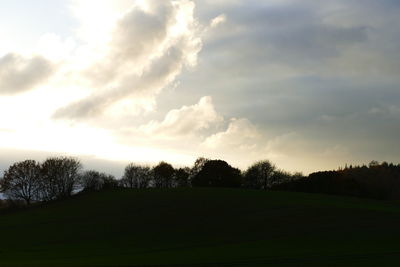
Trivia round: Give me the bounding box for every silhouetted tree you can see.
[0,199,5,209]
[271,169,292,186]
[0,160,41,205]
[191,160,241,188]
[291,172,304,181]
[190,157,209,180]
[243,160,276,189]
[153,162,175,188]
[273,161,400,200]
[38,157,82,201]
[369,160,380,168]
[174,167,190,187]
[101,174,118,190]
[120,164,152,189]
[80,170,117,191]
[80,170,103,191]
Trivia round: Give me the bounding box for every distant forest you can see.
[274,161,400,200]
[1,157,400,208]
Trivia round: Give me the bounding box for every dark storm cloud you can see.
[0,53,55,94]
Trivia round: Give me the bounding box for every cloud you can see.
[113,97,269,169]
[0,53,55,95]
[54,46,189,119]
[207,2,369,71]
[202,118,260,150]
[134,97,260,148]
[2,0,400,174]
[140,96,223,137]
[210,14,226,28]
[54,0,203,120]
[200,118,268,169]
[368,105,400,118]
[162,0,400,166]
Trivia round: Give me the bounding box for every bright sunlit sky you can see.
[1,0,400,177]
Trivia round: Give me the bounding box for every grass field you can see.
[1,188,400,266]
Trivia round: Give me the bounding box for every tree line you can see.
[2,156,399,206]
[272,161,400,200]
[0,156,301,205]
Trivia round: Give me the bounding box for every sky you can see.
[0,0,399,177]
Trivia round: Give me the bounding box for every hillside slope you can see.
[1,188,400,266]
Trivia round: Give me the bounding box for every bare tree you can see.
[121,164,152,189]
[80,170,102,191]
[0,160,41,205]
[39,157,82,200]
[101,174,118,190]
[80,170,117,191]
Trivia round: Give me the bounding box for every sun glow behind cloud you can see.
[0,0,228,170]
[1,0,400,175]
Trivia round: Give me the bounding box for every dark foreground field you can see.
[1,188,400,266]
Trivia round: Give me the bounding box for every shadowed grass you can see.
[1,188,400,266]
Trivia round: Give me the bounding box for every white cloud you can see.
[368,105,400,118]
[210,14,227,28]
[140,96,223,137]
[0,53,55,95]
[202,118,260,150]
[70,0,134,44]
[2,0,399,174]
[54,0,203,120]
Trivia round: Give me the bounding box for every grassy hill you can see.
[1,188,400,266]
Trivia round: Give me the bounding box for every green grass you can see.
[1,188,400,266]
